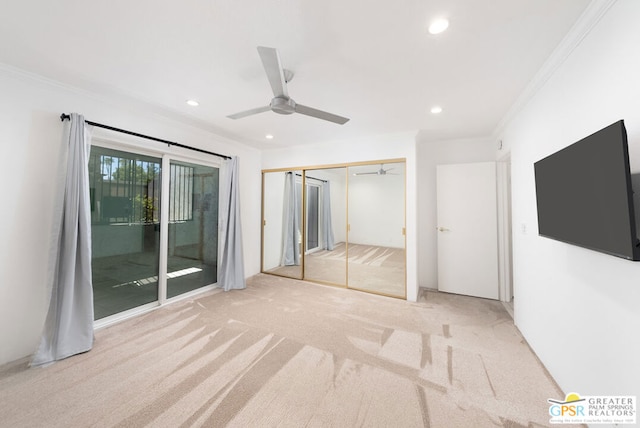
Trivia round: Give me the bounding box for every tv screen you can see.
[534,120,640,260]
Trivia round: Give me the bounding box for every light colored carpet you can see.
[268,243,406,297]
[0,274,574,427]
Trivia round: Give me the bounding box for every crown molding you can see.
[0,61,252,150]
[493,0,618,138]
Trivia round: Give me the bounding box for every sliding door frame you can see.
[91,135,223,329]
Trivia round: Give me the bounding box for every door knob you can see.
[437,227,450,232]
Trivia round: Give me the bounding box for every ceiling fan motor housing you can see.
[271,97,296,115]
[227,47,348,124]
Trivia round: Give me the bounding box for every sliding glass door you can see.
[167,161,219,298]
[90,144,220,321]
[90,147,162,319]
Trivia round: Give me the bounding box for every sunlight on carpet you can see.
[0,274,571,427]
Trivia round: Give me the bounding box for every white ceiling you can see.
[0,0,590,149]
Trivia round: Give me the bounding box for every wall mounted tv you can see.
[534,120,640,261]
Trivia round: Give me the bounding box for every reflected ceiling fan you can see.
[227,46,350,125]
[353,164,399,176]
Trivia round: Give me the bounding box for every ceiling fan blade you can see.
[353,172,379,176]
[295,104,350,125]
[257,46,288,99]
[227,105,271,120]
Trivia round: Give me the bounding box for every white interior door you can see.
[436,162,499,299]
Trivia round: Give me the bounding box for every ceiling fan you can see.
[227,46,350,125]
[353,164,399,176]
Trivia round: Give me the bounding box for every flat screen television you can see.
[534,120,640,260]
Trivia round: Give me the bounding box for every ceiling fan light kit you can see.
[227,46,350,125]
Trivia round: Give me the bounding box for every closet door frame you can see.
[261,158,406,299]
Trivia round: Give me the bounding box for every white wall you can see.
[0,66,262,366]
[415,136,497,289]
[262,132,419,301]
[498,0,640,397]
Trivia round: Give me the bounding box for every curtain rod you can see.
[293,172,327,183]
[60,113,231,160]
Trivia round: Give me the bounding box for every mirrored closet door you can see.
[261,159,406,299]
[262,170,303,279]
[347,162,406,298]
[303,167,347,286]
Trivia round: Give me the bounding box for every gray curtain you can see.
[32,113,94,366]
[322,181,335,250]
[219,156,246,291]
[281,172,300,266]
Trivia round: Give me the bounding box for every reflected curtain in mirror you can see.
[281,171,300,266]
[322,181,334,250]
[262,170,303,279]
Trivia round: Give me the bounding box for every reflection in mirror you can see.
[347,162,406,297]
[303,168,347,286]
[262,170,303,279]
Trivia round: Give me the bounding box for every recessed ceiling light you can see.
[265,134,274,140]
[430,106,443,114]
[186,99,199,107]
[428,18,449,35]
